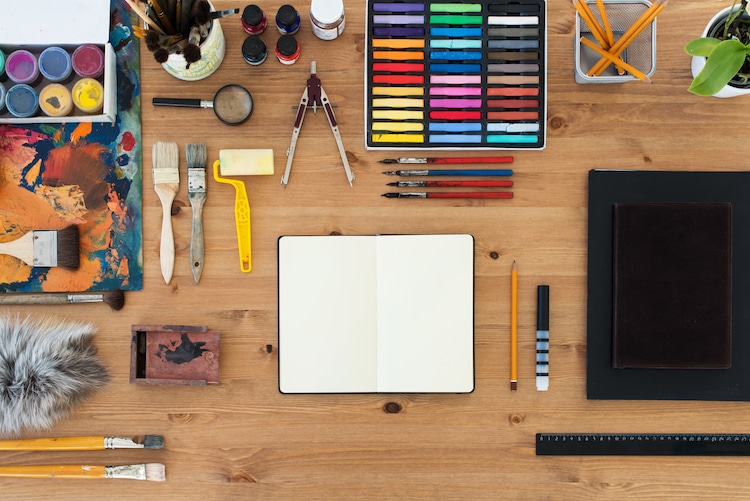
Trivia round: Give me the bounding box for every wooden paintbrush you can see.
[0,435,163,451]
[152,142,180,284]
[186,144,207,284]
[0,290,125,311]
[0,463,165,481]
[0,226,79,270]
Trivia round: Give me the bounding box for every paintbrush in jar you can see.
[152,141,180,284]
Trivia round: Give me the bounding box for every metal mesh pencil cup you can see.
[575,0,656,84]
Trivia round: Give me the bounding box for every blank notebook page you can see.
[278,234,474,393]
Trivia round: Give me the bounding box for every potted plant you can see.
[685,0,750,97]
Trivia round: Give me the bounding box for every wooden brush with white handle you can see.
[152,141,180,284]
[0,463,165,481]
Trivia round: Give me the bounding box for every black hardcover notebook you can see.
[611,202,732,369]
[587,170,750,401]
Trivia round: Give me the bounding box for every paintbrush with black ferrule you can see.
[0,225,80,270]
[0,290,125,311]
[0,434,163,451]
[186,143,207,284]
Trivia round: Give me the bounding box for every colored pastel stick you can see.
[372,63,424,72]
[430,27,482,37]
[488,99,540,108]
[430,111,481,120]
[487,87,539,96]
[487,63,540,73]
[372,98,425,108]
[429,123,482,132]
[488,40,539,49]
[372,86,424,96]
[372,134,425,143]
[487,123,540,132]
[430,87,482,96]
[372,39,425,49]
[430,15,483,24]
[372,3,425,12]
[488,75,539,84]
[373,51,424,61]
[488,135,540,144]
[373,15,425,24]
[373,75,424,84]
[429,64,482,73]
[430,51,483,61]
[488,111,539,120]
[429,3,482,12]
[430,75,481,84]
[430,39,482,49]
[488,16,539,25]
[429,135,482,143]
[373,27,425,36]
[372,110,424,120]
[430,98,482,108]
[372,122,425,132]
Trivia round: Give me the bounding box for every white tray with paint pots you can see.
[0,0,116,123]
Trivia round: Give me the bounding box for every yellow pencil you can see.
[580,37,651,82]
[595,0,615,47]
[573,0,609,50]
[589,0,666,76]
[511,260,518,391]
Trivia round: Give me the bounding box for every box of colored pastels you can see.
[365,0,546,150]
[0,0,116,123]
[574,0,656,84]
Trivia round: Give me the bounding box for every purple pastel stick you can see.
[373,27,425,36]
[372,3,425,12]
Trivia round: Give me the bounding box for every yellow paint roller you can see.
[213,149,274,272]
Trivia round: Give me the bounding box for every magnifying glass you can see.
[152,84,254,125]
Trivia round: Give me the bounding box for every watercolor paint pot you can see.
[6,50,39,84]
[72,44,104,79]
[5,84,39,118]
[39,83,73,117]
[160,2,226,81]
[39,47,73,83]
[72,78,104,113]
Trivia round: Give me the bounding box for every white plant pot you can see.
[691,6,750,98]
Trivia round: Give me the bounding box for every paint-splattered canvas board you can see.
[365,0,547,150]
[0,0,142,292]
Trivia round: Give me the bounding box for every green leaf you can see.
[685,37,722,57]
[689,39,748,96]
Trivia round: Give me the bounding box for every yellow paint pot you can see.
[38,83,73,117]
[72,77,104,114]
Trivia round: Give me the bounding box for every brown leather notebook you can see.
[611,202,732,369]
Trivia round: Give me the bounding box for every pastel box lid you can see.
[0,0,110,45]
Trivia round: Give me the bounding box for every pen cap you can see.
[537,285,549,330]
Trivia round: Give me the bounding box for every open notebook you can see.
[278,234,475,394]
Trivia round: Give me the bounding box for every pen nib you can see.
[379,159,397,164]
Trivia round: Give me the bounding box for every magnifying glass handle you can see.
[153,98,213,108]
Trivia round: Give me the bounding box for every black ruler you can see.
[536,433,750,456]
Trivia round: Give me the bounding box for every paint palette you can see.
[365,0,546,150]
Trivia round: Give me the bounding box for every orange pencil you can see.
[589,0,666,76]
[510,261,518,391]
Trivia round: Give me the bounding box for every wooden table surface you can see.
[5,1,750,499]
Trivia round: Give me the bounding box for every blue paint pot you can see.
[5,84,39,118]
[276,5,301,35]
[39,46,73,83]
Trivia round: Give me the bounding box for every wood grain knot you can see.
[229,471,258,483]
[489,251,499,260]
[265,344,273,353]
[345,150,359,164]
[548,115,566,130]
[643,155,652,163]
[509,414,525,425]
[168,413,193,423]
[170,199,186,216]
[329,230,342,236]
[384,402,402,413]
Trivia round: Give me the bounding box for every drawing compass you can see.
[281,61,355,188]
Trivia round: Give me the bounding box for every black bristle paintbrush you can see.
[0,434,163,450]
[186,143,207,284]
[0,290,125,311]
[0,226,80,270]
